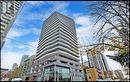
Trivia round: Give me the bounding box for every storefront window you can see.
[43,66,70,81]
[56,66,70,81]
[44,68,50,81]
[73,76,83,81]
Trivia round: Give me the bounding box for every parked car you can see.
[11,78,22,81]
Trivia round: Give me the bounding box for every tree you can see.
[85,1,129,66]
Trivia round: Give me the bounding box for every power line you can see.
[5,37,36,48]
[2,2,36,48]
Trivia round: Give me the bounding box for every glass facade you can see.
[43,65,70,81]
[72,75,83,81]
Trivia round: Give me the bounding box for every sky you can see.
[1,1,124,72]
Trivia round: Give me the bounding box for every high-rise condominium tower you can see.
[0,1,23,48]
[87,53,110,71]
[31,12,84,81]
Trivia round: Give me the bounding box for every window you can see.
[8,2,11,8]
[2,2,7,13]
[89,76,91,79]
[70,63,73,65]
[60,61,67,64]
[39,64,42,67]
[75,65,78,67]
[34,71,36,73]
[57,66,70,81]
[75,69,78,72]
[38,69,41,72]
[43,66,54,81]
[79,70,82,72]
[42,63,44,65]
[43,66,70,81]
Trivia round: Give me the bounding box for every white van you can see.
[11,78,22,81]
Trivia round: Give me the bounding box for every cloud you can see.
[76,26,93,44]
[30,27,41,35]
[74,14,96,45]
[6,27,40,39]
[73,13,83,18]
[6,28,30,39]
[75,15,92,27]
[29,13,44,21]
[27,40,38,55]
[52,1,70,11]
[18,45,27,49]
[26,1,70,22]
[14,1,70,28]
[74,14,117,45]
[41,1,70,21]
[1,40,38,70]
[27,1,46,6]
[1,52,25,69]
[2,26,40,54]
[2,28,31,50]
[17,40,39,55]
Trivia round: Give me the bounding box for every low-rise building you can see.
[104,70,114,80]
[18,55,36,81]
[84,67,107,81]
[0,68,9,81]
[84,67,98,81]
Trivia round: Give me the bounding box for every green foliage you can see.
[108,46,116,51]
[119,48,128,56]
